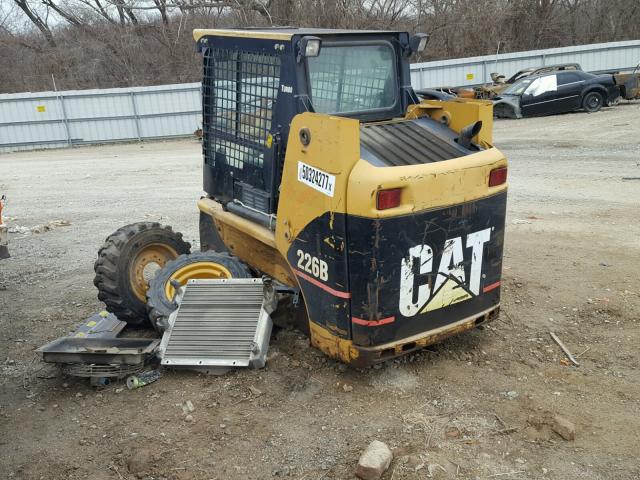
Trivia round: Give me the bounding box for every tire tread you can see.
[93,222,190,325]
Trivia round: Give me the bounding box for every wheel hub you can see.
[130,243,178,301]
[164,261,233,301]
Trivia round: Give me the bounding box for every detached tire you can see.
[93,222,191,325]
[582,91,604,113]
[147,251,252,331]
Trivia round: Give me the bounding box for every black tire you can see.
[93,222,191,325]
[582,91,604,113]
[146,251,252,331]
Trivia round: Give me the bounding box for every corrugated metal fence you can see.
[410,39,640,89]
[0,83,201,153]
[2,40,639,153]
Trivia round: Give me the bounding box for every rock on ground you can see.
[356,440,393,480]
[552,415,576,441]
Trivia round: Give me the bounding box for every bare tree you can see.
[11,0,56,45]
[1,0,639,93]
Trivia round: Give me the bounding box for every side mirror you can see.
[407,33,429,56]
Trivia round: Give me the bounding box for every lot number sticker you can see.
[298,161,335,197]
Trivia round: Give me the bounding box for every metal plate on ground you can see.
[37,337,160,365]
[159,278,272,369]
[68,312,126,339]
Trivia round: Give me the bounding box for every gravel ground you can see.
[1,102,639,480]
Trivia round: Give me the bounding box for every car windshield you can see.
[307,44,397,114]
[502,77,534,95]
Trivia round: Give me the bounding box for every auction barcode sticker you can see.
[297,161,335,197]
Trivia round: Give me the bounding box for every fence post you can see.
[57,93,72,147]
[130,91,142,142]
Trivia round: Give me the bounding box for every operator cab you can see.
[195,28,429,216]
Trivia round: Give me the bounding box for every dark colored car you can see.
[477,63,582,99]
[502,63,582,85]
[493,70,619,118]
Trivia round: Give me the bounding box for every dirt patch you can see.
[1,104,640,479]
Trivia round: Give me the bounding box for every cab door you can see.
[201,40,285,214]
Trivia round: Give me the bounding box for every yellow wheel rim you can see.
[130,243,178,302]
[164,261,233,301]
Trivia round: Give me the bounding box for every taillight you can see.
[489,167,507,187]
[376,188,401,210]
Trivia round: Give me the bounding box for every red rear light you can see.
[376,188,401,210]
[489,167,507,187]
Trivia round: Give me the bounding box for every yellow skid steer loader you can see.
[94,28,508,367]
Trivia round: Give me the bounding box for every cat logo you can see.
[399,228,492,317]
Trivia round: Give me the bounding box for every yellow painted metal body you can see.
[310,305,499,366]
[406,98,495,147]
[347,147,506,218]
[193,29,293,42]
[274,114,361,257]
[198,100,507,365]
[197,198,295,286]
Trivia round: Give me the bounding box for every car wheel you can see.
[582,91,604,112]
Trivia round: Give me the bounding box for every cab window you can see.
[307,44,397,114]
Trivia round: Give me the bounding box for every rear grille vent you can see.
[360,121,469,166]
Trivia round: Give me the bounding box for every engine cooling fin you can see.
[159,278,272,371]
[360,120,472,166]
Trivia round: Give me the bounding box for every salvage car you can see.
[477,63,581,99]
[613,63,640,100]
[493,70,619,118]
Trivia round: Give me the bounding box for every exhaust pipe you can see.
[457,121,483,149]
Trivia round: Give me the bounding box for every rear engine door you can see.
[345,137,508,347]
[347,193,507,347]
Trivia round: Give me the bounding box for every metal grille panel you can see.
[62,363,143,378]
[360,121,469,166]
[203,48,280,172]
[161,279,267,367]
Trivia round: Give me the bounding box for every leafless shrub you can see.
[1,0,638,93]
